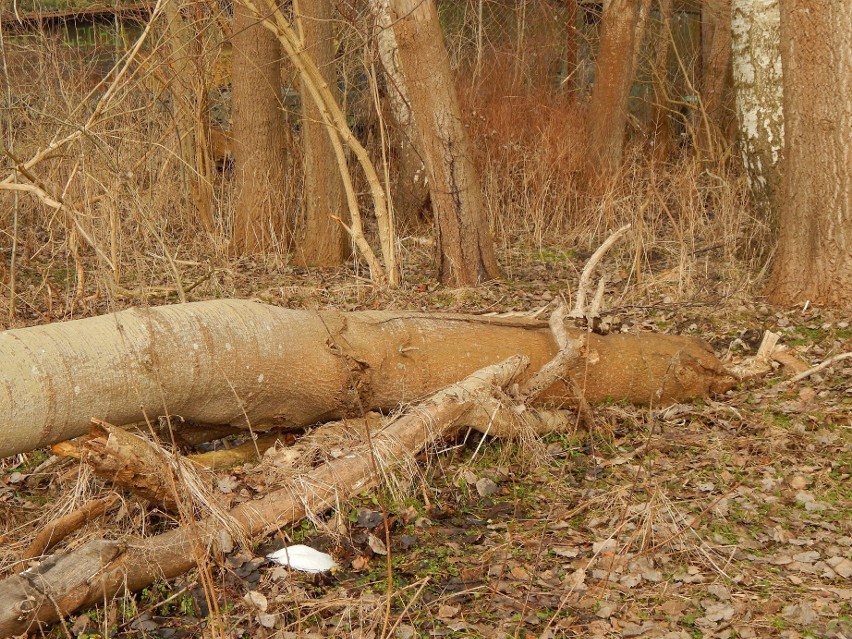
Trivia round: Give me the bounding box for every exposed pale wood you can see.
[780,352,852,387]
[188,432,288,468]
[570,224,632,320]
[52,420,191,510]
[770,350,809,374]
[727,329,779,380]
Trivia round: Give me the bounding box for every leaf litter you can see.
[0,251,850,638]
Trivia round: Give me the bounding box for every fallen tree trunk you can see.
[0,356,529,636]
[0,300,735,458]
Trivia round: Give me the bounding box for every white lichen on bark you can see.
[731,0,784,210]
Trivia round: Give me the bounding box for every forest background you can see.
[0,0,850,638]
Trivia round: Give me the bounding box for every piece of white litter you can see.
[266,545,337,573]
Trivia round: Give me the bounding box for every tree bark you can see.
[649,0,674,162]
[585,0,642,177]
[163,0,215,231]
[699,0,733,157]
[368,0,431,230]
[564,0,579,98]
[230,1,289,254]
[389,0,500,286]
[297,0,349,266]
[731,0,784,217]
[239,0,399,284]
[767,0,852,307]
[0,300,736,459]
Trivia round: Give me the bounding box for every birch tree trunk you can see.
[389,0,500,286]
[731,0,783,216]
[767,0,852,307]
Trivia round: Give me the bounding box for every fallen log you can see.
[0,300,736,458]
[0,356,529,636]
[20,495,119,561]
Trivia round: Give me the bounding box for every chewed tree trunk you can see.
[767,0,852,307]
[389,0,500,286]
[230,1,289,254]
[0,300,735,459]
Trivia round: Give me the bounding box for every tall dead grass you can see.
[0,3,766,330]
[459,41,763,304]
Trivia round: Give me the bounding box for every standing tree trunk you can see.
[584,0,642,177]
[163,0,215,231]
[296,0,348,266]
[731,0,784,217]
[699,0,733,157]
[389,0,500,287]
[649,0,674,162]
[230,1,289,254]
[369,0,431,230]
[563,0,579,98]
[767,0,851,307]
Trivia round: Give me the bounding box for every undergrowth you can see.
[1,6,765,329]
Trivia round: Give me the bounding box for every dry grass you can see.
[0,4,766,330]
[2,7,830,639]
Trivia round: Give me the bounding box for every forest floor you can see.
[1,242,850,639]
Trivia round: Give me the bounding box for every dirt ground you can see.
[1,244,850,639]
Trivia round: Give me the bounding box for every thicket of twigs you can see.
[0,1,767,328]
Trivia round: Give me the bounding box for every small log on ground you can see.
[0,300,736,458]
[21,495,119,561]
[0,357,529,636]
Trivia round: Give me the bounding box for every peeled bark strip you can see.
[21,495,118,561]
[0,357,528,636]
[0,300,736,459]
